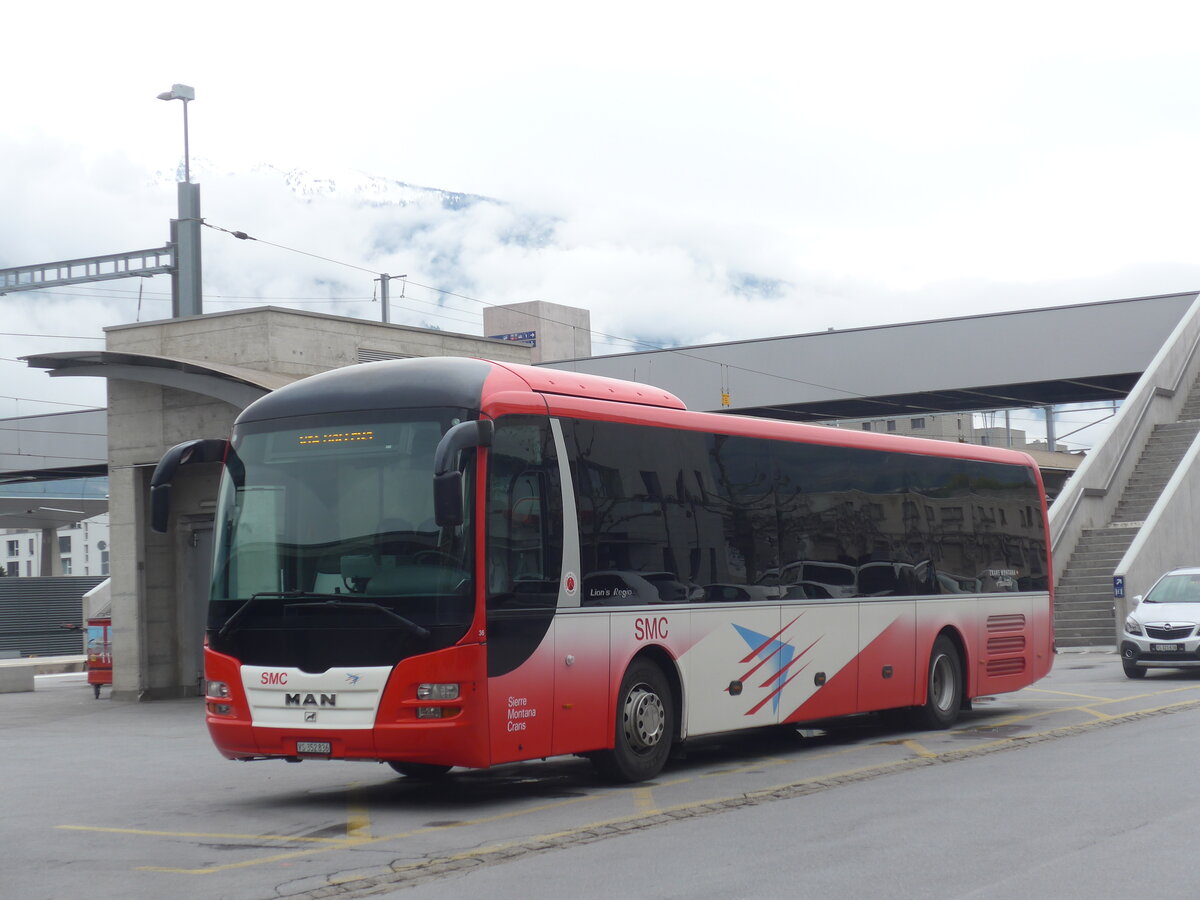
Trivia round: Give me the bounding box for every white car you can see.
[1121,567,1200,678]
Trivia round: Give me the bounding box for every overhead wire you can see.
[3,222,1116,427]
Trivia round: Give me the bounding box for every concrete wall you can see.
[103,307,532,699]
[482,301,592,363]
[1114,436,1200,610]
[1048,295,1200,584]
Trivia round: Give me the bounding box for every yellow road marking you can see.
[346,783,372,840]
[123,791,601,874]
[56,825,348,844]
[633,787,657,814]
[1023,687,1114,701]
[64,686,1200,879]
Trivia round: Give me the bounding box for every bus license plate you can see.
[296,741,332,755]
[1151,644,1181,652]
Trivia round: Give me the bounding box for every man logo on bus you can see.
[285,693,337,707]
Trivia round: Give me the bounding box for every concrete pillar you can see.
[38,527,63,576]
[109,465,147,700]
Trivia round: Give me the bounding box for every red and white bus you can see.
[151,357,1054,782]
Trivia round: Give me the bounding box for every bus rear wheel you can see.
[913,636,963,729]
[592,660,674,783]
[387,761,453,780]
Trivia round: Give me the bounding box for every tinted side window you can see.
[486,416,563,608]
[560,418,1047,602]
[565,420,714,605]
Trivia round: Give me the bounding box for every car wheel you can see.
[1122,659,1146,679]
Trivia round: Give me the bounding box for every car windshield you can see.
[1145,573,1200,604]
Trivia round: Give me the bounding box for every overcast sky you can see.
[4,1,1198,449]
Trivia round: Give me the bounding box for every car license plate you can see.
[1151,643,1182,652]
[296,741,332,755]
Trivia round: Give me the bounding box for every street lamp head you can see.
[157,84,195,102]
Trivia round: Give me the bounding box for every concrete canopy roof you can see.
[556,292,1200,420]
[20,350,297,410]
[0,494,110,531]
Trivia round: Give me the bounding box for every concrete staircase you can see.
[1054,386,1200,647]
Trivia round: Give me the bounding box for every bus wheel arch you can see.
[914,629,967,729]
[592,649,679,783]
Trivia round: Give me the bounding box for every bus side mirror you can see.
[433,419,493,527]
[150,439,229,533]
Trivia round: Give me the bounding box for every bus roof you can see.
[492,361,685,410]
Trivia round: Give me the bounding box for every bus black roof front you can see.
[236,357,494,424]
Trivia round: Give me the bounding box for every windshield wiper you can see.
[217,590,297,639]
[286,597,431,640]
[217,591,429,641]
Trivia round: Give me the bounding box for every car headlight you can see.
[1125,616,1144,636]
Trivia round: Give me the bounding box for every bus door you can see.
[551,608,611,756]
[484,420,564,764]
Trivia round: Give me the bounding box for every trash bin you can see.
[86,617,112,699]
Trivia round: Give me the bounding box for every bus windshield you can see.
[207,408,476,671]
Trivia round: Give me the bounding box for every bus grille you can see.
[986,657,1026,676]
[986,614,1026,632]
[987,634,1026,655]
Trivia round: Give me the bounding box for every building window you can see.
[101,551,110,576]
[59,536,72,555]
[861,422,872,431]
[60,558,72,575]
[5,540,17,558]
[910,418,925,429]
[886,420,897,432]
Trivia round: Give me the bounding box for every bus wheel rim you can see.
[931,653,955,711]
[623,684,665,751]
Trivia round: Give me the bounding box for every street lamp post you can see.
[156,83,194,182]
[157,84,202,317]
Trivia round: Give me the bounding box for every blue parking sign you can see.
[1113,575,1125,599]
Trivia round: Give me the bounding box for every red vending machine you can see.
[86,617,112,699]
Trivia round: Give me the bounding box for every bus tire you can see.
[913,636,962,729]
[593,660,674,783]
[387,761,453,780]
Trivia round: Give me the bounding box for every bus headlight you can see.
[207,680,231,699]
[418,683,459,700]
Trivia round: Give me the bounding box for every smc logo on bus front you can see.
[635,617,669,641]
[261,671,288,685]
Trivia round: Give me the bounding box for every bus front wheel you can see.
[592,660,674,783]
[913,636,962,729]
